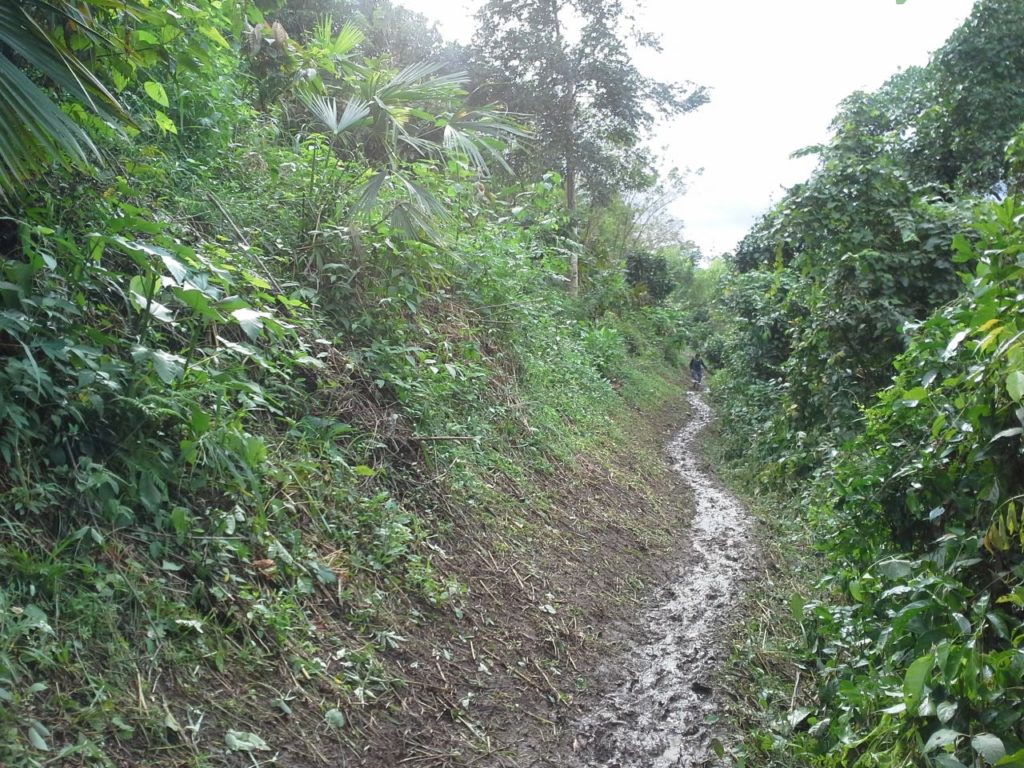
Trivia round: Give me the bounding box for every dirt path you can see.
[559,390,760,767]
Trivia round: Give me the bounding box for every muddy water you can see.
[567,391,758,767]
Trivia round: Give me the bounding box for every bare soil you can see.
[352,390,762,768]
[538,391,762,767]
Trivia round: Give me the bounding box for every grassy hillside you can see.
[0,4,700,765]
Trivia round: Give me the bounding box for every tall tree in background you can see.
[470,0,707,291]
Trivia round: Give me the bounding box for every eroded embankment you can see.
[560,391,760,768]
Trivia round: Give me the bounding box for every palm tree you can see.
[0,1,132,198]
[299,34,527,239]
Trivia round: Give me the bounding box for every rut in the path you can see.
[568,391,759,768]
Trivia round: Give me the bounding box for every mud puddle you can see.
[562,391,760,767]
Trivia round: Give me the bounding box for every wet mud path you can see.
[562,391,760,767]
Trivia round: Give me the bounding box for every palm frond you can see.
[312,16,334,49]
[0,5,128,119]
[331,21,364,57]
[440,109,530,175]
[354,170,389,214]
[388,60,446,89]
[0,1,135,196]
[397,132,440,158]
[381,62,467,102]
[0,53,96,196]
[301,92,370,136]
[389,200,440,243]
[400,176,450,221]
[312,16,364,58]
[443,125,489,173]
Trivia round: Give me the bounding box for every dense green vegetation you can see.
[0,1,704,765]
[711,1,1024,765]
[6,0,1024,766]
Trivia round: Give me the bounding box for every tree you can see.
[625,249,674,303]
[470,0,707,291]
[605,167,694,255]
[907,0,1024,190]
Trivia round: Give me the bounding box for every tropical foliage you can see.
[711,1,1024,766]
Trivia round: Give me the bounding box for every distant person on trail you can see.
[689,354,707,389]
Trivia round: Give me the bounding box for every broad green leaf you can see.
[943,329,970,360]
[225,730,270,752]
[936,700,958,723]
[173,288,221,322]
[231,307,265,340]
[169,507,190,537]
[789,593,806,622]
[190,407,211,436]
[139,473,162,512]
[787,706,813,729]
[848,579,865,602]
[159,252,188,284]
[111,67,129,91]
[950,233,974,262]
[22,605,52,633]
[160,25,180,44]
[244,437,267,466]
[154,110,177,134]
[995,748,1024,766]
[151,350,185,383]
[27,721,49,751]
[903,652,932,710]
[972,733,1006,764]
[1006,370,1024,402]
[876,559,914,579]
[924,728,962,752]
[143,80,169,107]
[132,345,185,383]
[902,387,929,405]
[990,427,1023,442]
[199,25,230,48]
[308,561,337,584]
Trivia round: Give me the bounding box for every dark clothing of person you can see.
[689,356,706,383]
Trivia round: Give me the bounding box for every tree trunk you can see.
[565,159,578,294]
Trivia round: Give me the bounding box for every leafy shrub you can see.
[581,325,627,379]
[785,197,1024,768]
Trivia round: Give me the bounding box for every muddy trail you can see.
[547,391,760,767]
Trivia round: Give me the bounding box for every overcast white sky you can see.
[397,0,977,256]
